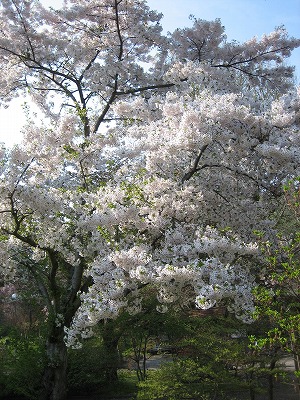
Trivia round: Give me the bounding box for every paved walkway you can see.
[281,355,297,370]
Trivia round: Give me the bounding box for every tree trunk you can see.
[268,358,277,400]
[39,327,68,400]
[249,364,256,400]
[290,333,300,397]
[292,352,300,398]
[102,325,121,383]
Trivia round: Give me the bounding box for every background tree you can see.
[0,1,299,399]
[253,177,300,396]
[136,314,249,400]
[119,293,184,382]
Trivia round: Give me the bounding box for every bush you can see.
[0,330,44,399]
[67,337,139,397]
[137,358,243,400]
[67,336,116,394]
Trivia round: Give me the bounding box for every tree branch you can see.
[181,144,209,183]
[115,81,179,96]
[212,46,293,69]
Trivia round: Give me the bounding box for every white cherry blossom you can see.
[0,2,299,396]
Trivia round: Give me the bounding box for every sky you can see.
[0,0,299,147]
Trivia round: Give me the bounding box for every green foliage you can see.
[67,336,111,394]
[0,234,8,242]
[275,177,300,234]
[97,293,187,382]
[94,370,138,398]
[63,144,79,158]
[75,104,87,121]
[137,359,237,400]
[254,227,300,353]
[120,180,147,205]
[252,180,300,392]
[136,315,256,400]
[0,329,45,399]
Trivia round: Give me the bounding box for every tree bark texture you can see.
[39,327,68,400]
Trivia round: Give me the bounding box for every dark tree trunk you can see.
[248,364,256,400]
[36,255,87,400]
[268,358,277,400]
[290,334,300,397]
[102,336,120,383]
[102,322,122,383]
[39,326,68,400]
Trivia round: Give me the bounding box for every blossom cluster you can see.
[0,0,299,347]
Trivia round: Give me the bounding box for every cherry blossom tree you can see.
[0,1,299,399]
